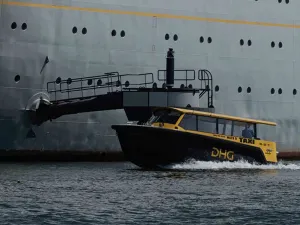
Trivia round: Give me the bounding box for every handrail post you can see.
[117,73,123,91]
[185,71,187,87]
[93,77,96,96]
[69,83,70,99]
[81,78,83,98]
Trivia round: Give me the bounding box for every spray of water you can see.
[164,159,300,171]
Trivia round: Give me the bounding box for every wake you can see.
[165,159,300,170]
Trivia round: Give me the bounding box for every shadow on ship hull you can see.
[112,125,274,169]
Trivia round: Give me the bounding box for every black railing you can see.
[198,69,213,107]
[157,69,196,87]
[46,69,214,108]
[47,72,154,101]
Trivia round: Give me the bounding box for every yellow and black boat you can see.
[111,107,277,169]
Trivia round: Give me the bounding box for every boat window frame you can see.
[216,118,234,136]
[177,113,197,131]
[149,108,183,125]
[177,112,258,138]
[217,119,257,138]
[178,113,218,133]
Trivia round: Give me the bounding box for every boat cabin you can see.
[148,107,276,139]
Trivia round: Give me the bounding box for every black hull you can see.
[112,125,271,169]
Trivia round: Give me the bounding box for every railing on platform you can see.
[198,69,213,107]
[46,69,214,108]
[157,69,196,88]
[47,72,154,102]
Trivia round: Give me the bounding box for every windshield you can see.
[147,109,182,125]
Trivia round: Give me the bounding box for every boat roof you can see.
[159,107,277,126]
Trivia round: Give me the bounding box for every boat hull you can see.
[112,124,273,169]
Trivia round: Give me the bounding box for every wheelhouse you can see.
[148,107,276,139]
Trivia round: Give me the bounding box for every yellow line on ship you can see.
[2,1,300,29]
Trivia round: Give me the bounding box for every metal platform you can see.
[27,49,214,125]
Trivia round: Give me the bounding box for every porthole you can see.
[111,30,116,36]
[293,89,297,95]
[240,39,244,46]
[14,75,20,83]
[247,87,251,93]
[271,88,275,94]
[215,85,219,92]
[279,42,283,48]
[271,41,275,48]
[120,30,125,37]
[278,0,282,3]
[67,78,72,85]
[21,23,27,30]
[97,79,102,86]
[278,88,282,94]
[199,36,204,43]
[238,86,242,93]
[56,77,61,84]
[82,27,87,35]
[208,37,212,43]
[180,84,185,89]
[173,34,178,41]
[286,0,289,3]
[248,40,252,46]
[152,82,157,89]
[188,84,193,89]
[87,79,93,86]
[165,34,169,40]
[72,27,77,34]
[125,81,130,87]
[11,22,17,29]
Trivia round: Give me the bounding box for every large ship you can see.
[0,0,298,160]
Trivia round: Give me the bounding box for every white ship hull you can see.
[0,0,299,159]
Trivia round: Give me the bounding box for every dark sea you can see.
[1,160,300,225]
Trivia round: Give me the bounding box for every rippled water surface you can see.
[1,160,300,225]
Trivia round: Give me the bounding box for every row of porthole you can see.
[55,76,197,89]
[165,35,213,43]
[53,77,297,97]
[278,0,290,3]
[11,22,27,30]
[165,34,178,41]
[215,85,297,95]
[72,27,87,34]
[271,41,283,48]
[14,75,298,96]
[10,23,126,37]
[239,40,283,48]
[254,0,290,3]
[71,27,126,37]
[112,30,126,37]
[6,22,286,49]
[200,36,212,44]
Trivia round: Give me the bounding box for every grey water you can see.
[1,160,300,225]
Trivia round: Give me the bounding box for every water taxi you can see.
[111,107,277,169]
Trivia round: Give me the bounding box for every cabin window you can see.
[233,121,256,138]
[149,109,182,125]
[218,119,233,136]
[179,114,197,131]
[197,116,217,133]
